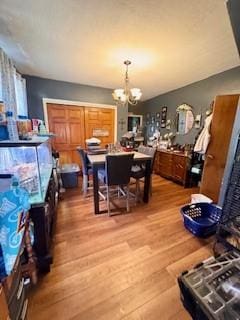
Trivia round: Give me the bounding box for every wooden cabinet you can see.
[154,150,190,186]
[0,223,34,320]
[0,285,9,320]
[200,95,240,203]
[1,260,28,320]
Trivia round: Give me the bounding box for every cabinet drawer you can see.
[173,154,186,164]
[172,163,187,182]
[159,153,173,164]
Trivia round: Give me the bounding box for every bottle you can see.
[39,122,47,135]
[0,101,6,122]
[17,115,31,140]
[6,111,19,141]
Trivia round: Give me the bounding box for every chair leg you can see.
[82,174,88,196]
[126,185,130,213]
[135,179,140,203]
[149,175,153,197]
[106,186,111,217]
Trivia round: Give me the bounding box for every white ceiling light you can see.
[112,60,142,106]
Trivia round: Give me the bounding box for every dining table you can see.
[87,151,152,214]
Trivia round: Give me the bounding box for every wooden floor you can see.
[28,175,214,320]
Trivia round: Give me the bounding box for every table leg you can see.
[143,159,151,203]
[92,163,100,214]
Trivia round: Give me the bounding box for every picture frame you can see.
[162,106,167,113]
[156,112,161,119]
[146,112,151,119]
[151,116,155,124]
[156,121,160,128]
[161,106,167,128]
[166,119,171,130]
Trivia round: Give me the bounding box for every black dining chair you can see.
[131,146,157,201]
[76,146,93,196]
[98,153,134,216]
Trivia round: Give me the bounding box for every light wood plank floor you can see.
[28,175,214,320]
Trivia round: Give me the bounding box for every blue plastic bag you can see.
[0,183,30,276]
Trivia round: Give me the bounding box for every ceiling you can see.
[0,0,239,101]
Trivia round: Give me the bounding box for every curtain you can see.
[14,72,28,116]
[0,48,28,117]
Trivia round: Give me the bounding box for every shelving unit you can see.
[0,137,59,273]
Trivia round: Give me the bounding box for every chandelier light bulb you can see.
[112,60,142,106]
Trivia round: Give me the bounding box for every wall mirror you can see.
[175,103,194,135]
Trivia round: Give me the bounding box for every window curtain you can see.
[14,72,28,116]
[0,48,28,117]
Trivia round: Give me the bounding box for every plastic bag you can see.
[0,184,30,276]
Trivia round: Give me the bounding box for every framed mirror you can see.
[175,103,194,135]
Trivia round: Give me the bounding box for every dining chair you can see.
[76,146,93,196]
[131,146,157,201]
[98,153,134,216]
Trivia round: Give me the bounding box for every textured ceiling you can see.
[0,0,239,100]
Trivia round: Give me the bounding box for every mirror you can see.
[175,103,194,135]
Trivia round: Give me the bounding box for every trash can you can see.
[60,163,80,188]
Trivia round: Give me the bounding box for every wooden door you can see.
[47,104,85,165]
[200,95,239,202]
[84,107,115,147]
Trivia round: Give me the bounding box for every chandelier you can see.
[112,60,142,105]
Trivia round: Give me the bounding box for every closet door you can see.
[84,107,115,147]
[200,95,239,203]
[47,104,85,164]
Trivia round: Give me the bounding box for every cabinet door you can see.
[172,155,187,184]
[153,151,160,174]
[159,152,173,178]
[200,95,239,202]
